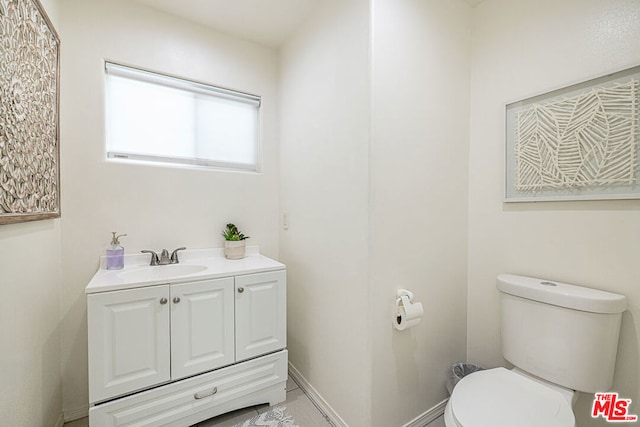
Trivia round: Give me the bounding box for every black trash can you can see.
[446,362,484,395]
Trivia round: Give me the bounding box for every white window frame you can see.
[105,62,261,171]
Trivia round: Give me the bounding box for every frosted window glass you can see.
[105,63,260,171]
[195,96,258,166]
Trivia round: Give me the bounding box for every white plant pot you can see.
[224,240,246,260]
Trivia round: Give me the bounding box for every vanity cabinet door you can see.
[171,278,235,380]
[88,285,171,403]
[235,270,287,361]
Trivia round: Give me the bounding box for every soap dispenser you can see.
[106,232,127,270]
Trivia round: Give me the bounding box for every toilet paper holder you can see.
[394,289,424,331]
[396,289,415,302]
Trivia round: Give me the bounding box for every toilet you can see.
[444,274,627,427]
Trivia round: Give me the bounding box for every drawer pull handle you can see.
[238,287,244,293]
[173,297,181,304]
[194,387,217,400]
[159,298,168,305]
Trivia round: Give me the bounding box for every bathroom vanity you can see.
[85,247,287,426]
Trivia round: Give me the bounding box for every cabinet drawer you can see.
[89,350,288,427]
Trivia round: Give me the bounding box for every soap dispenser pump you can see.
[106,232,127,270]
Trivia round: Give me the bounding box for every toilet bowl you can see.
[442,274,627,427]
[444,367,575,427]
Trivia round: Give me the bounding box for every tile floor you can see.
[429,415,445,427]
[64,374,332,427]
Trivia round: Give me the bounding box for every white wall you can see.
[40,0,59,25]
[467,1,640,426]
[370,0,470,425]
[279,0,372,425]
[280,1,470,425]
[0,2,63,426]
[58,0,280,417]
[0,223,62,426]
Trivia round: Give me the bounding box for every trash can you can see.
[446,363,484,395]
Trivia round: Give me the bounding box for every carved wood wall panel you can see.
[0,0,60,224]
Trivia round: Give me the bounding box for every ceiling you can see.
[136,0,485,48]
[135,0,321,48]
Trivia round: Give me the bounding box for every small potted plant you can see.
[222,223,250,260]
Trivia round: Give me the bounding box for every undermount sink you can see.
[117,264,208,282]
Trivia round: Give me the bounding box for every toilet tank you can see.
[497,274,627,393]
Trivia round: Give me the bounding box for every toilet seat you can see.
[448,367,575,427]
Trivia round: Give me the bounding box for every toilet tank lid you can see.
[497,274,627,314]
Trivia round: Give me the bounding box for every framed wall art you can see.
[0,0,60,224]
[505,65,640,202]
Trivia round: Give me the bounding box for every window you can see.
[105,62,260,171]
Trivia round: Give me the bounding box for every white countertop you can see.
[85,246,285,294]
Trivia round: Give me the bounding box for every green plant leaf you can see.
[222,223,250,241]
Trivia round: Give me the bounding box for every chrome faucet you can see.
[141,247,186,266]
[141,250,160,266]
[159,249,171,265]
[170,247,186,263]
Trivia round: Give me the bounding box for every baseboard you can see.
[63,404,89,422]
[54,413,65,427]
[402,398,448,427]
[287,362,349,427]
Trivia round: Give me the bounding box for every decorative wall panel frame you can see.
[505,66,640,202]
[0,0,60,224]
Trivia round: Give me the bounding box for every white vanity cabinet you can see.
[87,284,172,403]
[86,251,286,427]
[235,271,287,362]
[171,277,236,381]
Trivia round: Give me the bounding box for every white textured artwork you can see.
[0,0,60,223]
[515,80,638,191]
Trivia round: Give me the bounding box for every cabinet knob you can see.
[173,297,181,304]
[238,287,244,293]
[159,297,168,305]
